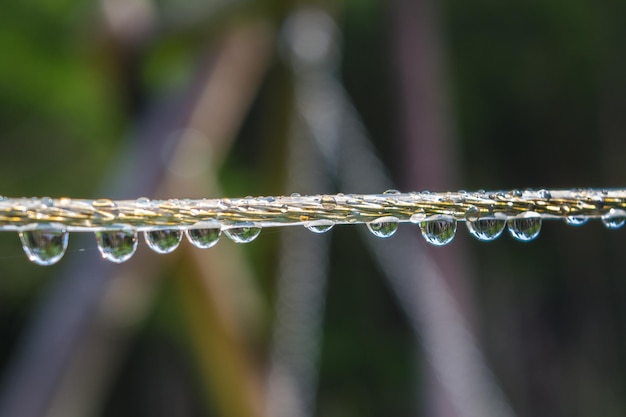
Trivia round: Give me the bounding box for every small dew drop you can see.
[224,223,262,243]
[601,209,626,230]
[419,217,457,246]
[186,227,221,248]
[290,192,302,197]
[383,189,401,195]
[95,229,138,263]
[144,229,183,254]
[409,210,426,224]
[136,197,151,207]
[321,196,337,210]
[565,216,588,226]
[41,197,54,208]
[538,189,551,199]
[464,206,481,222]
[93,198,116,208]
[512,189,523,197]
[19,229,69,266]
[466,218,506,242]
[92,199,119,218]
[305,220,334,233]
[507,216,542,242]
[367,216,399,238]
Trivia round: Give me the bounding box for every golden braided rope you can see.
[0,188,623,232]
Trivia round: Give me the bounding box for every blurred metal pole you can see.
[282,7,516,417]
[265,11,335,417]
[390,0,475,414]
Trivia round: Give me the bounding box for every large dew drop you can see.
[507,216,542,242]
[185,227,221,248]
[367,216,399,238]
[601,209,626,230]
[466,218,506,242]
[19,229,69,266]
[95,229,138,263]
[144,229,182,254]
[224,223,262,243]
[419,217,457,246]
[304,220,334,234]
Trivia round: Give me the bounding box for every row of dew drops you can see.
[17,201,626,266]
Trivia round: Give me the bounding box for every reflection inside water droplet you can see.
[304,220,334,233]
[95,229,137,263]
[224,224,262,243]
[144,229,182,254]
[565,216,588,226]
[419,217,457,246]
[19,228,69,266]
[185,227,221,248]
[507,216,542,242]
[466,218,506,241]
[602,209,626,230]
[367,216,399,238]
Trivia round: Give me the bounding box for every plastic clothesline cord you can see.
[0,188,624,232]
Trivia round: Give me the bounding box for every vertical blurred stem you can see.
[390,0,475,415]
[176,258,263,417]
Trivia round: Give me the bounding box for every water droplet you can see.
[224,223,261,243]
[41,197,54,208]
[507,216,542,242]
[538,189,551,199]
[602,209,626,230]
[466,218,506,241]
[93,198,116,208]
[383,189,401,195]
[512,189,523,197]
[290,192,301,197]
[464,206,481,222]
[185,226,221,248]
[92,199,119,219]
[280,204,289,213]
[367,216,399,238]
[409,210,426,224]
[136,197,151,206]
[95,229,138,263]
[144,229,182,254]
[565,216,588,226]
[19,229,68,266]
[305,220,334,233]
[419,217,457,246]
[592,197,604,209]
[321,196,336,210]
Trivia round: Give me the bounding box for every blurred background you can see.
[1,0,626,416]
